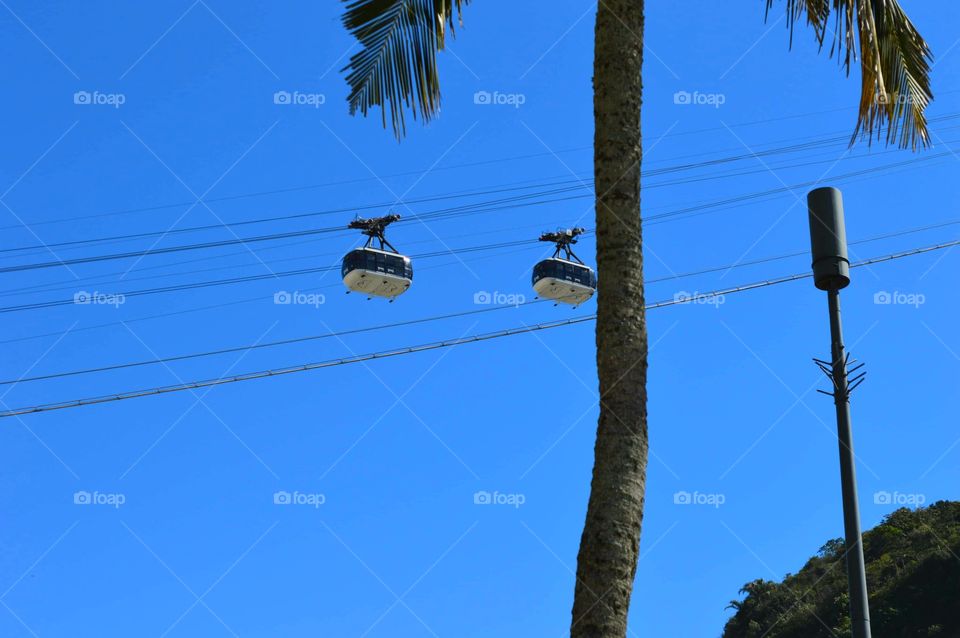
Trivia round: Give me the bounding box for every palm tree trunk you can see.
[570,1,647,637]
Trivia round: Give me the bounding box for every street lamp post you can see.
[807,186,872,638]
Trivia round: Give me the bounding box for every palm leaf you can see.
[341,0,468,138]
[766,0,933,149]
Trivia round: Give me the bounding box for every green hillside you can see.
[723,500,960,637]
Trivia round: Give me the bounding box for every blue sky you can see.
[1,1,958,636]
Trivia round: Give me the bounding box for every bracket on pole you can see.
[813,352,867,400]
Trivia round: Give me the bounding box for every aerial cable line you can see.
[1,140,825,253]
[0,149,950,276]
[12,96,951,238]
[3,101,927,232]
[646,217,960,283]
[0,244,543,346]
[1,143,953,305]
[0,179,587,255]
[413,146,956,226]
[0,151,596,232]
[0,300,551,385]
[0,235,340,298]
[0,144,950,311]
[0,184,593,272]
[4,112,959,255]
[3,118,958,267]
[0,238,542,313]
[386,152,953,235]
[8,211,959,325]
[0,182,596,259]
[644,152,954,223]
[0,213,954,372]
[0,225,348,273]
[0,149,953,311]
[4,219,958,383]
[7,202,951,346]
[417,141,959,226]
[7,129,958,289]
[0,218,561,299]
[1,237,956,418]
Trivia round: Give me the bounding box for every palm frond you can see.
[865,0,933,149]
[766,0,933,150]
[341,0,468,138]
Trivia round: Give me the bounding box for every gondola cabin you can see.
[532,227,596,306]
[532,257,596,305]
[341,213,412,301]
[341,247,413,300]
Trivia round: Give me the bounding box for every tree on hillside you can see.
[337,0,933,635]
[724,501,960,637]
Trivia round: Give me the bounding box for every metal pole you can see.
[826,288,872,638]
[807,187,872,638]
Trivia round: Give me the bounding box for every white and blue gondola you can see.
[341,214,412,301]
[531,228,596,306]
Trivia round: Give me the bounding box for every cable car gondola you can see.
[341,214,412,301]
[532,227,596,306]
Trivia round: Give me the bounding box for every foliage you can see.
[723,501,960,638]
[341,0,468,138]
[766,0,934,149]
